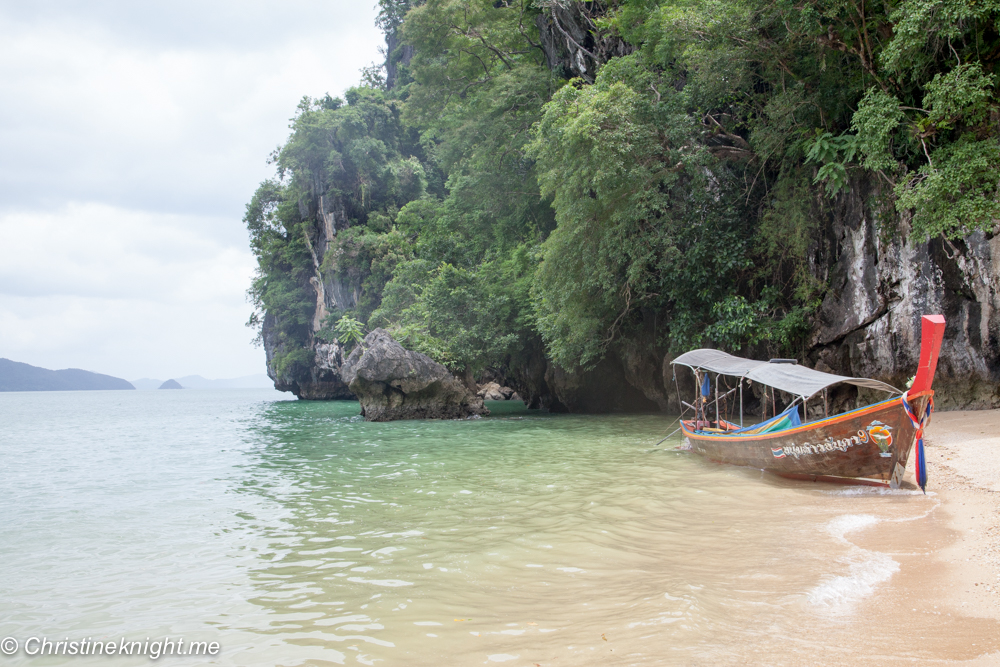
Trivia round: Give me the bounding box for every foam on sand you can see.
[806,514,900,613]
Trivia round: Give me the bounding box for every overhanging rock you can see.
[341,329,488,421]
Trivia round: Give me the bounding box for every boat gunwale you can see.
[680,389,933,441]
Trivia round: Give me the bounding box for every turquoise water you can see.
[0,390,935,665]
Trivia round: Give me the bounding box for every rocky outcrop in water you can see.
[263,313,355,400]
[341,329,488,421]
[300,342,355,400]
[477,382,518,401]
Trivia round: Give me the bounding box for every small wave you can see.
[824,486,932,497]
[826,514,879,541]
[370,547,403,558]
[806,514,899,613]
[379,529,424,538]
[346,577,414,587]
[807,552,899,611]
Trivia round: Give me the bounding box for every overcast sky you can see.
[0,1,383,381]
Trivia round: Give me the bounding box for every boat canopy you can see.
[670,349,765,377]
[671,349,901,399]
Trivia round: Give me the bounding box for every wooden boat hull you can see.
[681,391,933,485]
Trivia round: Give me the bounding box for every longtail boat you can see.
[671,315,945,490]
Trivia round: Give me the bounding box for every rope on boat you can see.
[901,391,935,494]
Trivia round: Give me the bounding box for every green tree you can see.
[249,0,1000,392]
[334,316,367,349]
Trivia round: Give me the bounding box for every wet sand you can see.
[827,408,1000,665]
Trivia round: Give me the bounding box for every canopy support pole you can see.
[739,378,744,428]
[823,388,828,417]
[715,374,719,427]
[674,369,683,417]
[694,370,703,423]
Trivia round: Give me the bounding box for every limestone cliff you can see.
[268,173,998,410]
[506,176,999,414]
[807,178,1000,410]
[261,193,360,400]
[261,6,998,411]
[534,2,633,83]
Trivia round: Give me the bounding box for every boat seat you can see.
[706,405,803,435]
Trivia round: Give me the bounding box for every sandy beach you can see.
[819,408,1000,665]
[915,408,1000,664]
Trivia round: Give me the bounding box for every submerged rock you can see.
[341,329,488,421]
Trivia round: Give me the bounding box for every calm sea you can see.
[0,389,935,665]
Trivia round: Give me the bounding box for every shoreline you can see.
[844,408,1000,664]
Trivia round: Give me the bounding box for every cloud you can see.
[0,203,260,379]
[0,5,383,215]
[0,1,382,51]
[0,1,383,381]
[0,292,263,381]
[0,203,251,300]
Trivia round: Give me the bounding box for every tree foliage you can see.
[247,0,1000,382]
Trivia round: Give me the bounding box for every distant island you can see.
[131,374,274,390]
[0,360,276,392]
[0,358,135,392]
